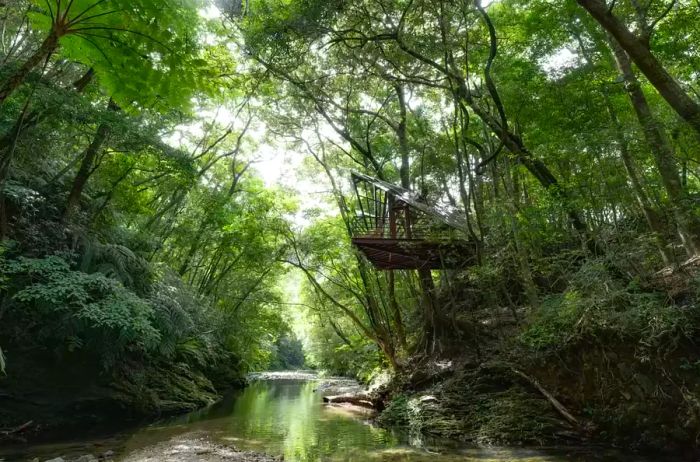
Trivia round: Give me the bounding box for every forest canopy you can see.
[1,0,700,452]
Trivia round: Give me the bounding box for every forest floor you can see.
[370,259,700,457]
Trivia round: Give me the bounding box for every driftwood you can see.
[511,368,580,428]
[0,420,34,441]
[322,394,375,409]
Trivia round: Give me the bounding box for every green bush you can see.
[519,258,699,355]
[1,255,160,365]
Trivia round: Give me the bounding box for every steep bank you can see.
[375,259,700,457]
[0,351,244,443]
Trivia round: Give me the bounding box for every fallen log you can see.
[0,420,34,442]
[511,368,580,428]
[322,394,375,409]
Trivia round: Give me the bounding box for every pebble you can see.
[75,455,97,462]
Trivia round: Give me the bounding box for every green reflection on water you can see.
[112,379,639,462]
[215,380,399,461]
[0,378,647,462]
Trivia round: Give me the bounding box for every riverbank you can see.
[0,354,244,446]
[4,433,280,462]
[374,354,698,458]
[2,372,656,462]
[119,433,281,462]
[368,260,700,459]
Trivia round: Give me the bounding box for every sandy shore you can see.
[118,433,281,462]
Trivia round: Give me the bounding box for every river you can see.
[1,372,648,461]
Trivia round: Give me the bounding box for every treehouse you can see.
[350,171,478,270]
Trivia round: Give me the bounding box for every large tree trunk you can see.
[577,0,700,135]
[0,29,60,105]
[608,38,700,256]
[395,83,440,353]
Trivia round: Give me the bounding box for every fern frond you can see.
[78,235,152,293]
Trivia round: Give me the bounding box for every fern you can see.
[78,236,153,294]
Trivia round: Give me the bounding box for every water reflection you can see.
[114,378,643,462]
[180,380,399,461]
[0,375,652,461]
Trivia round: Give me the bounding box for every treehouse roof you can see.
[350,171,468,231]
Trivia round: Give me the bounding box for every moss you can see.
[0,351,242,441]
[377,394,410,427]
[380,365,570,446]
[110,360,220,416]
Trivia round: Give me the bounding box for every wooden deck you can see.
[351,236,478,270]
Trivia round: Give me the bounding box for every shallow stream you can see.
[1,372,649,461]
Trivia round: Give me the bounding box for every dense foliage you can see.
[2,0,700,453]
[234,0,700,450]
[0,1,300,430]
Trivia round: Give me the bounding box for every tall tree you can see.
[576,0,700,136]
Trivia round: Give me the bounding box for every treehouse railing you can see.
[349,216,465,242]
[348,171,478,270]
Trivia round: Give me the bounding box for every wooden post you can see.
[352,177,368,234]
[404,203,412,239]
[389,194,397,238]
[373,186,378,230]
[381,190,388,236]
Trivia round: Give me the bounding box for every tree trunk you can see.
[503,159,539,307]
[63,99,119,221]
[395,84,411,190]
[0,68,96,188]
[450,80,600,254]
[0,29,59,105]
[608,38,700,256]
[478,104,599,254]
[418,267,439,353]
[577,0,700,135]
[387,271,407,349]
[308,142,402,365]
[395,84,440,352]
[603,93,673,264]
[178,223,207,276]
[322,395,375,409]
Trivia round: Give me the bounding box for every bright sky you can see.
[540,47,579,78]
[189,0,576,224]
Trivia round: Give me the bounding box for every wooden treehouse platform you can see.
[350,171,478,270]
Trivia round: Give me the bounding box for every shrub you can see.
[1,255,160,366]
[519,258,699,355]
